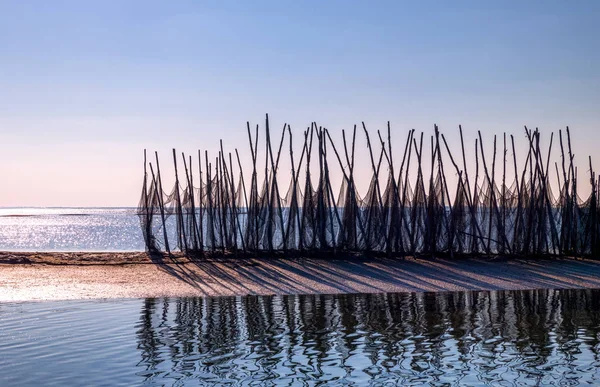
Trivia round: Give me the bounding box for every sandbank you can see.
[1,252,600,302]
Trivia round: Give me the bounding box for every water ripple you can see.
[0,208,143,251]
[2,289,600,385]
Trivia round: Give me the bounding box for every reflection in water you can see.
[136,289,600,385]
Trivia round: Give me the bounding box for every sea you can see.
[2,208,600,385]
[0,207,143,251]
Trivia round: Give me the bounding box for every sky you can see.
[1,0,599,207]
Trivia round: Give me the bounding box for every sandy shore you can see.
[1,252,600,302]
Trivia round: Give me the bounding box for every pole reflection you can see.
[136,289,600,385]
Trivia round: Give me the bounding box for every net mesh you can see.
[138,121,600,258]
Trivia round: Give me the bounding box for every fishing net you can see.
[138,121,600,258]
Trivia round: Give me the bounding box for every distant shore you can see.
[1,251,600,302]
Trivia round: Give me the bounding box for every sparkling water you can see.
[2,289,600,386]
[0,207,144,251]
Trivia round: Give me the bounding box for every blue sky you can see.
[1,1,599,206]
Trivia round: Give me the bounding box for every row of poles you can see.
[138,115,600,258]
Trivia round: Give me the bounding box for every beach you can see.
[2,251,600,302]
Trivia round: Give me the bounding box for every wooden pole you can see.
[198,150,205,252]
[152,154,170,253]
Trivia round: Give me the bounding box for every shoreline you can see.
[1,252,600,302]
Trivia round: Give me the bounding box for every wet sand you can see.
[1,252,600,302]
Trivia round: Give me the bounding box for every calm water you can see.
[2,289,600,386]
[0,207,144,251]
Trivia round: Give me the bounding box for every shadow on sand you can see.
[146,252,600,296]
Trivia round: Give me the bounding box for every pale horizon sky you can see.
[1,1,599,207]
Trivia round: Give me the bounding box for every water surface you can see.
[0,207,143,251]
[2,289,600,386]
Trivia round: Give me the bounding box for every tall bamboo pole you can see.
[154,152,170,253]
